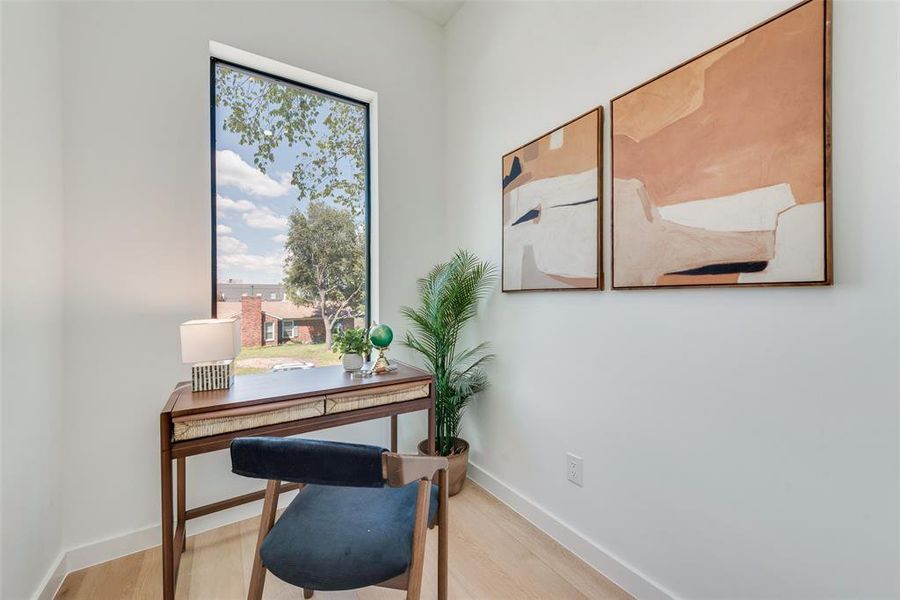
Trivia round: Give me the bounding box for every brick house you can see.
[217,296,354,348]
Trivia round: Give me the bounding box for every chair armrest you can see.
[382,452,449,487]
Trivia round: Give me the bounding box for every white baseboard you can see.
[467,461,677,600]
[33,551,67,600]
[64,523,161,574]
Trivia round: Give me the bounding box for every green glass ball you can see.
[369,323,393,349]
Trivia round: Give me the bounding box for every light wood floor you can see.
[56,481,631,600]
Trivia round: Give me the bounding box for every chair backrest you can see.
[231,437,386,488]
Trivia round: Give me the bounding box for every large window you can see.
[211,59,369,375]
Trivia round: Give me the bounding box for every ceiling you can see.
[393,1,465,26]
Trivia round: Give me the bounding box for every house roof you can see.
[264,302,318,320]
[216,301,318,320]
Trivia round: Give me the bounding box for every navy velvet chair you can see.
[230,437,449,600]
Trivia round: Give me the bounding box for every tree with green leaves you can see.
[215,64,367,215]
[283,202,365,349]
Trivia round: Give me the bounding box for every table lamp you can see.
[180,318,240,392]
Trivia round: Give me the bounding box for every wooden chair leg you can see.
[405,479,431,600]
[437,469,449,600]
[248,480,280,600]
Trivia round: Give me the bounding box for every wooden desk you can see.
[159,362,435,600]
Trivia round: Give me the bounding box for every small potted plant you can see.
[402,250,496,496]
[331,327,372,372]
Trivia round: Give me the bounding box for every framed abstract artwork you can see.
[611,0,832,289]
[502,108,603,292]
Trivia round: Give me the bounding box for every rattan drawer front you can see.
[325,381,430,414]
[172,397,325,441]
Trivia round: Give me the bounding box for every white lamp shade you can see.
[180,318,240,363]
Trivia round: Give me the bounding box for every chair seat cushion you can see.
[261,482,439,591]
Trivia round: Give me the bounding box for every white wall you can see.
[444,1,900,599]
[1,3,66,598]
[3,2,899,598]
[56,0,443,563]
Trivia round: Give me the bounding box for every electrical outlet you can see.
[566,453,583,487]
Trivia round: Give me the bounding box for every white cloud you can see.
[216,235,248,255]
[216,193,256,213]
[243,206,289,230]
[217,194,287,230]
[272,234,288,244]
[216,150,293,197]
[218,251,285,274]
[216,224,232,234]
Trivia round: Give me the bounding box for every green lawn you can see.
[235,342,340,376]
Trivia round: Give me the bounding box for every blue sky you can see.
[214,68,365,284]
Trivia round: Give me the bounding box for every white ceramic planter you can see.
[342,353,364,372]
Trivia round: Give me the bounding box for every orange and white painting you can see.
[502,109,601,291]
[611,0,830,288]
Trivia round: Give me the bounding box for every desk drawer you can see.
[325,381,430,414]
[172,397,325,441]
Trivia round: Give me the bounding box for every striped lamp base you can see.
[191,360,235,392]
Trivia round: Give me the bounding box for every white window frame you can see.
[209,41,380,324]
[282,320,296,339]
[264,321,275,342]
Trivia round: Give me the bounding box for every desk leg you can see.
[177,458,186,553]
[390,415,398,452]
[161,451,175,600]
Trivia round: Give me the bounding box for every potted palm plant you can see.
[401,250,497,496]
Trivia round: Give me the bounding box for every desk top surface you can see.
[165,361,432,418]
